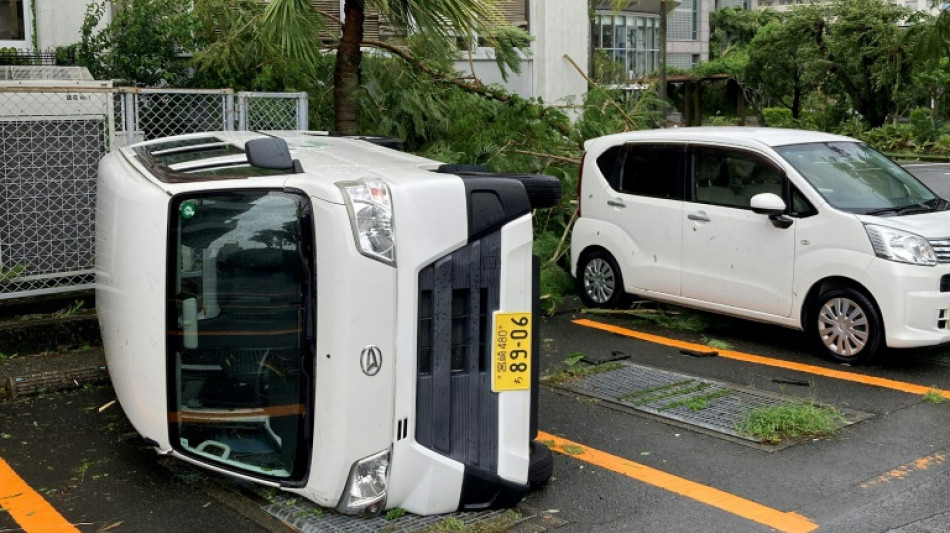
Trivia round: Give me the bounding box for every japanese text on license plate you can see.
[492,312,531,392]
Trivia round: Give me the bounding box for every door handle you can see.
[607,199,626,208]
[688,212,710,222]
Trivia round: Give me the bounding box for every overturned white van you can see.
[95,131,558,516]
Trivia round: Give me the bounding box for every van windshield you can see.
[167,189,314,481]
[775,142,940,215]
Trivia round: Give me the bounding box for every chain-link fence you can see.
[238,92,309,132]
[1,86,308,300]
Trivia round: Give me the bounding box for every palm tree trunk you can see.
[334,0,365,134]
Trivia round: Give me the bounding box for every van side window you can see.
[790,185,818,217]
[692,148,783,209]
[616,144,683,199]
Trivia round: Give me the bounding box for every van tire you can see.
[808,286,884,364]
[577,250,628,308]
[528,441,553,489]
[502,174,562,209]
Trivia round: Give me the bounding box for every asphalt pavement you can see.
[0,385,286,533]
[523,307,950,532]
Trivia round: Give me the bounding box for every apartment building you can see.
[1,0,107,51]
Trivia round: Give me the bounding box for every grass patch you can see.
[627,381,711,406]
[384,507,407,521]
[616,379,695,402]
[704,338,734,351]
[542,361,624,385]
[422,511,520,533]
[736,400,847,444]
[560,444,585,456]
[923,388,946,404]
[659,388,733,412]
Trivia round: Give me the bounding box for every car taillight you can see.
[577,152,586,218]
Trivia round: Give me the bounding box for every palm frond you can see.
[260,0,326,64]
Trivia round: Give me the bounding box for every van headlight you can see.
[336,449,390,516]
[339,179,396,265]
[865,225,937,266]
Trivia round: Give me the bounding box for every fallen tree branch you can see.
[510,149,581,165]
[563,53,638,130]
[362,38,513,102]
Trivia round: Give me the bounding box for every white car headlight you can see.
[336,449,390,516]
[339,179,396,265]
[865,224,937,266]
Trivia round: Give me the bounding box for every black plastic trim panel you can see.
[458,465,530,511]
[462,178,531,241]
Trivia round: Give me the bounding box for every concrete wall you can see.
[531,0,589,108]
[35,0,110,50]
[452,0,589,109]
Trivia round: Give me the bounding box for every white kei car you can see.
[96,131,558,516]
[572,127,950,363]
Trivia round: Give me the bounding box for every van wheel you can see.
[502,174,562,209]
[528,441,553,489]
[809,286,883,364]
[577,250,628,308]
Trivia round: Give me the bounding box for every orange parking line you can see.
[538,431,818,533]
[0,458,78,532]
[860,452,948,489]
[574,318,950,399]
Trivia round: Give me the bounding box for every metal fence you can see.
[0,86,308,300]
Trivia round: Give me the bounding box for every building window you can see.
[593,12,660,80]
[0,0,31,48]
[668,0,697,41]
[667,53,697,70]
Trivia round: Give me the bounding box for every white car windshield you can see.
[775,141,943,215]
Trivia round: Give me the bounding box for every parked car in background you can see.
[572,127,950,363]
[96,131,558,516]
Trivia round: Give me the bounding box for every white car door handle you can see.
[607,199,626,208]
[688,212,710,222]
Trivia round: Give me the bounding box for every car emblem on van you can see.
[360,346,382,376]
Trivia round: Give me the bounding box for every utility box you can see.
[95,131,558,515]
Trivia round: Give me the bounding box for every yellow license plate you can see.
[491,311,532,392]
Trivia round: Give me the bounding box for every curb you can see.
[0,365,109,401]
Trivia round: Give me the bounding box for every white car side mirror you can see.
[750,193,786,216]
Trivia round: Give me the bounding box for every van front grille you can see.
[930,238,950,263]
[415,231,501,473]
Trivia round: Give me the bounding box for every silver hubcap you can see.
[817,297,869,357]
[583,258,615,304]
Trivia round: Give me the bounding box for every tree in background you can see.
[745,9,823,120]
[803,0,914,127]
[709,6,781,59]
[255,0,529,135]
[189,0,329,92]
[78,0,196,86]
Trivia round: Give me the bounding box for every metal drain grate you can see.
[555,362,869,446]
[161,459,530,533]
[262,491,521,532]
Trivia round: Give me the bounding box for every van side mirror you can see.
[750,193,793,229]
[245,137,303,173]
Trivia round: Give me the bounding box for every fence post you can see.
[237,93,248,131]
[123,91,137,146]
[224,92,235,131]
[297,92,309,131]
